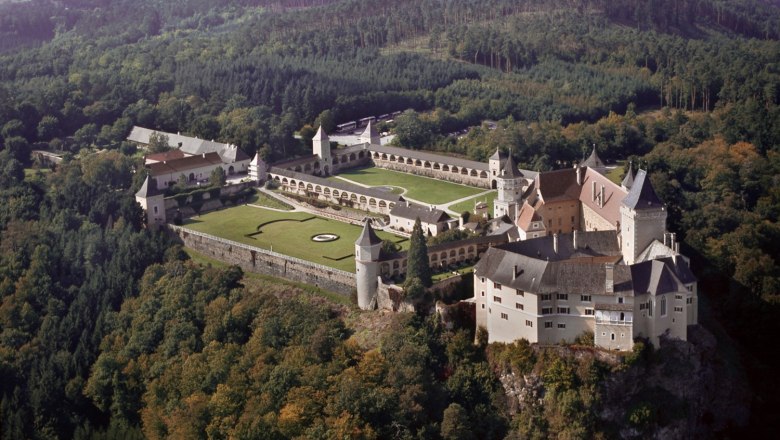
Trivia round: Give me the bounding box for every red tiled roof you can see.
[147,152,223,176]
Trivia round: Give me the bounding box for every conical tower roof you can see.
[250,152,262,165]
[489,148,504,161]
[313,125,329,141]
[621,162,635,190]
[623,169,663,210]
[582,145,606,169]
[135,175,160,198]
[500,154,524,178]
[356,218,382,246]
[359,120,380,144]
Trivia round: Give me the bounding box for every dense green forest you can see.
[1,0,779,438]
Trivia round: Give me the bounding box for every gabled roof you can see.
[218,145,250,163]
[390,203,451,224]
[622,169,664,210]
[356,219,382,247]
[144,149,186,164]
[147,152,224,176]
[536,168,580,203]
[577,168,627,227]
[500,154,524,179]
[128,126,249,163]
[630,259,686,295]
[582,145,606,169]
[621,165,635,190]
[250,153,263,165]
[517,201,544,231]
[135,175,160,198]
[313,125,329,141]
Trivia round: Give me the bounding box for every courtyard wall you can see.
[169,225,357,296]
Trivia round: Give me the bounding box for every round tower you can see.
[355,219,383,309]
[135,175,166,230]
[494,154,523,220]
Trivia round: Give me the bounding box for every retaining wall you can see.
[169,225,357,296]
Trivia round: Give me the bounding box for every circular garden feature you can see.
[311,233,339,242]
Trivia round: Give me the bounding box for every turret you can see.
[358,120,380,145]
[488,148,505,188]
[135,175,166,229]
[620,169,666,264]
[494,154,523,220]
[355,219,383,309]
[621,162,635,191]
[582,145,607,174]
[313,126,331,175]
[248,153,268,184]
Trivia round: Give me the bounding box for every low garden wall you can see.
[168,225,357,296]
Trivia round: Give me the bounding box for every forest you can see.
[0,0,779,438]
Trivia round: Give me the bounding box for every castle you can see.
[133,122,697,351]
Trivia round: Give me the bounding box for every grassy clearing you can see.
[604,161,626,185]
[449,191,496,216]
[182,205,407,272]
[24,168,50,178]
[183,248,353,306]
[248,191,293,210]
[332,167,484,204]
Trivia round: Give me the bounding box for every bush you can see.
[574,331,594,346]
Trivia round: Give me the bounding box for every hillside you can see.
[0,0,779,438]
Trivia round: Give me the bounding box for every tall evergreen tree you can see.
[405,217,432,290]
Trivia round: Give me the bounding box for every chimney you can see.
[576,166,583,185]
[663,232,669,247]
[553,233,559,254]
[202,153,206,158]
[512,265,518,280]
[670,233,677,250]
[605,263,614,294]
[573,230,578,250]
[600,185,605,208]
[459,215,464,228]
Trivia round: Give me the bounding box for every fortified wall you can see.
[169,225,357,296]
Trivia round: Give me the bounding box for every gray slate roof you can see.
[128,126,249,163]
[500,154,524,179]
[390,203,451,224]
[622,169,664,210]
[621,165,635,190]
[135,175,160,198]
[582,146,606,169]
[356,219,382,246]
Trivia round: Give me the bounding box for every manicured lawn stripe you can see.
[183,205,405,272]
[449,191,496,217]
[331,167,484,204]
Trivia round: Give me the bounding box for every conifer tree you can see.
[405,217,432,289]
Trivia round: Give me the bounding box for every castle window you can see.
[581,295,591,302]
[493,296,502,304]
[542,307,552,315]
[558,323,566,329]
[557,307,570,314]
[674,306,684,313]
[494,282,502,290]
[618,297,624,304]
[686,285,693,291]
[557,293,568,301]
[481,291,485,297]
[585,308,594,316]
[516,289,524,296]
[660,296,667,316]
[515,303,524,310]
[501,313,508,320]
[544,321,553,329]
[686,298,693,304]
[481,277,485,283]
[481,304,485,309]
[611,333,615,340]
[648,300,653,317]
[675,294,683,300]
[526,320,533,327]
[541,294,552,301]
[153,206,158,214]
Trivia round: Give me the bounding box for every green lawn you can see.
[248,191,293,210]
[449,191,496,217]
[604,161,626,185]
[183,205,407,272]
[24,168,51,178]
[331,167,485,204]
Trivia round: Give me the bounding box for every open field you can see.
[604,162,626,185]
[331,167,485,204]
[449,191,496,217]
[183,205,407,272]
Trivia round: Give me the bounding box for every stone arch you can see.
[349,153,356,161]
[332,190,340,198]
[282,178,289,185]
[360,196,367,204]
[491,179,497,189]
[431,254,438,261]
[315,185,322,193]
[306,183,313,192]
[298,181,305,190]
[340,192,348,199]
[188,172,195,182]
[294,165,302,172]
[406,158,413,165]
[449,250,456,258]
[470,169,477,176]
[423,161,432,168]
[381,153,388,160]
[414,159,422,167]
[341,156,348,163]
[390,155,396,161]
[451,166,459,174]
[289,179,296,187]
[393,261,400,269]
[433,163,441,170]
[402,259,407,268]
[378,200,386,208]
[381,262,390,275]
[458,248,465,255]
[228,166,235,175]
[460,168,467,175]
[369,198,377,209]
[314,161,320,170]
[273,176,280,182]
[358,151,365,158]
[397,156,404,163]
[350,193,358,203]
[324,188,331,196]
[480,171,487,178]
[323,165,330,175]
[389,203,395,209]
[442,165,450,172]
[332,157,338,165]
[372,152,380,159]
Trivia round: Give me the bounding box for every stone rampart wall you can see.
[169,225,357,296]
